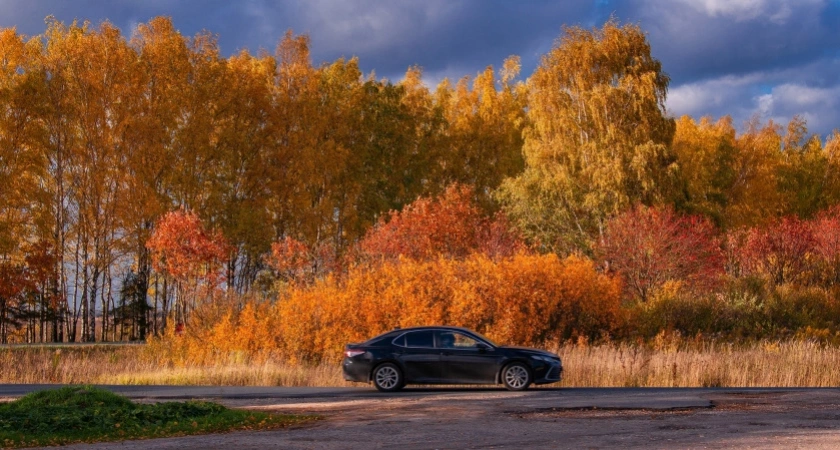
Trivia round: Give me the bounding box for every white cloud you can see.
[756,93,774,117]
[667,72,764,114]
[297,0,463,55]
[765,83,840,133]
[667,66,840,137]
[673,0,823,23]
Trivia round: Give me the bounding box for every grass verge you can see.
[0,385,317,448]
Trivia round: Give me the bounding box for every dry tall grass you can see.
[2,341,839,387]
[556,340,840,387]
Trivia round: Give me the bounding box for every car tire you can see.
[372,363,404,392]
[502,362,532,391]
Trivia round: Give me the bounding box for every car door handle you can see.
[441,351,452,356]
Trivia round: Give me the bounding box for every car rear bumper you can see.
[342,358,371,382]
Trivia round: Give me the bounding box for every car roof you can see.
[390,325,474,333]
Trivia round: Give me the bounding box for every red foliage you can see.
[266,237,341,285]
[23,241,61,308]
[597,205,724,301]
[0,241,60,311]
[359,184,525,262]
[740,216,816,286]
[0,262,26,305]
[267,237,309,274]
[267,237,311,284]
[477,212,528,259]
[146,209,229,285]
[811,207,840,285]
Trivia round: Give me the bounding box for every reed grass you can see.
[2,340,839,387]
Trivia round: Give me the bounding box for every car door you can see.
[437,330,501,383]
[395,330,442,382]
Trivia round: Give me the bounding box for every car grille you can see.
[546,366,562,380]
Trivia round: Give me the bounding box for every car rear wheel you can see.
[372,363,404,392]
[502,362,532,391]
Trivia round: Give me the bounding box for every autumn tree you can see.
[123,17,192,335]
[670,116,739,226]
[812,207,840,287]
[146,209,229,328]
[722,118,785,228]
[59,20,141,341]
[210,50,277,292]
[0,261,26,343]
[265,236,320,286]
[342,68,440,242]
[597,205,724,301]
[359,184,525,262]
[434,58,527,209]
[821,131,840,209]
[739,216,816,286]
[112,270,151,340]
[499,18,677,253]
[775,116,836,218]
[0,29,39,261]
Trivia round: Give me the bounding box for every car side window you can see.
[392,334,406,347]
[452,332,479,348]
[403,330,434,348]
[437,331,479,349]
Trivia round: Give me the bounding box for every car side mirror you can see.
[476,342,490,352]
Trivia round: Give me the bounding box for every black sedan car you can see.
[342,326,563,391]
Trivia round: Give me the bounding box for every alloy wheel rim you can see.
[505,365,528,388]
[375,366,399,389]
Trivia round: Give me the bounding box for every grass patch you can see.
[0,385,316,448]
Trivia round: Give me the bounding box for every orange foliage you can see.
[157,253,622,364]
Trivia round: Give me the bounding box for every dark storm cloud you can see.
[609,0,840,85]
[0,1,590,80]
[0,0,282,54]
[217,0,596,83]
[0,0,837,136]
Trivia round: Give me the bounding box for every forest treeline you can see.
[0,17,839,347]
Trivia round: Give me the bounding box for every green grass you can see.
[0,385,317,448]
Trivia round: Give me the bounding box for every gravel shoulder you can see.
[17,387,840,449]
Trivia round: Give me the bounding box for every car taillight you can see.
[345,349,365,358]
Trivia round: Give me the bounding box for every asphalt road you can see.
[4,385,840,449]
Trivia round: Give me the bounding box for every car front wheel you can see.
[372,363,404,392]
[502,362,532,391]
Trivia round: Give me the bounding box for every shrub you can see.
[274,253,624,362]
[155,253,623,364]
[812,207,840,286]
[739,216,816,286]
[358,184,525,262]
[597,205,724,302]
[766,285,840,335]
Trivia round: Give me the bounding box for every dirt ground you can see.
[28,387,840,449]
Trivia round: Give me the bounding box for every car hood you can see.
[499,346,560,359]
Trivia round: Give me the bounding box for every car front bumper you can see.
[534,363,563,385]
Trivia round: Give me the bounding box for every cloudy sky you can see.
[1,0,838,137]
